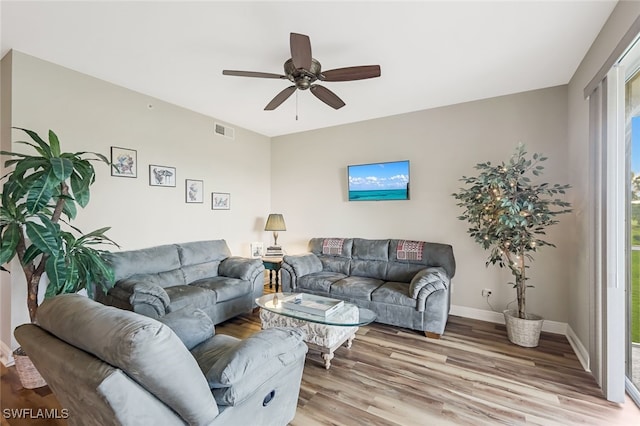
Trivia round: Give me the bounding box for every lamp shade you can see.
[264,214,286,231]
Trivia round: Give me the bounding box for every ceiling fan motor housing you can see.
[284,58,321,90]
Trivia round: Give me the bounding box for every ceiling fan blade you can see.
[223,70,286,79]
[264,86,297,110]
[290,33,312,70]
[310,85,345,110]
[321,65,381,82]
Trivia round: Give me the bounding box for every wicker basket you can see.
[503,309,544,348]
[13,347,47,389]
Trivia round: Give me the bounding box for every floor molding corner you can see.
[566,324,591,372]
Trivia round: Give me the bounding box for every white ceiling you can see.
[1,1,617,137]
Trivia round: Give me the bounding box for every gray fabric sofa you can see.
[96,240,265,324]
[281,238,456,337]
[15,294,307,426]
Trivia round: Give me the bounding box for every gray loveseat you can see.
[96,240,264,324]
[15,294,307,426]
[281,238,456,337]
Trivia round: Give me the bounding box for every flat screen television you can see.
[348,160,410,201]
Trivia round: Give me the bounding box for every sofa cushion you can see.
[318,257,351,275]
[157,307,215,350]
[107,244,181,281]
[331,276,384,300]
[309,238,353,258]
[298,271,347,293]
[36,294,219,425]
[352,238,389,261]
[178,240,231,266]
[118,269,186,290]
[385,262,428,283]
[371,281,415,308]
[165,285,217,312]
[192,277,252,302]
[182,261,220,283]
[389,240,457,278]
[350,259,387,279]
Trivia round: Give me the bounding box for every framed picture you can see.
[111,147,137,178]
[211,192,230,210]
[149,165,176,187]
[185,179,204,203]
[250,242,264,259]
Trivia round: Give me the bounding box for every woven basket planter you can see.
[503,309,544,348]
[13,347,47,389]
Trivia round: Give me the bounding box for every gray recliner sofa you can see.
[281,238,456,337]
[96,240,264,324]
[15,294,308,426]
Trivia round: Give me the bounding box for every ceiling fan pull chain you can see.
[296,90,299,121]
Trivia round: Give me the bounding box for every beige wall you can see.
[3,51,272,351]
[271,86,572,321]
[567,2,640,372]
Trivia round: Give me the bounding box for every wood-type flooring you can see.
[1,287,639,425]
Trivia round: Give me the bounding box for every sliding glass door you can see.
[624,46,640,406]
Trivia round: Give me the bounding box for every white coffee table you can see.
[256,293,376,369]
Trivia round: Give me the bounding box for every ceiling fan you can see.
[222,33,381,111]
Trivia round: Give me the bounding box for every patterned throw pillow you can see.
[397,240,425,261]
[322,238,345,255]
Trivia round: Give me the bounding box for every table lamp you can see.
[264,213,286,248]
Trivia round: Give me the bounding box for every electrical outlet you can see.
[481,288,492,298]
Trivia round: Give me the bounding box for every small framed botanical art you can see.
[149,165,176,187]
[111,147,137,178]
[250,242,264,259]
[185,179,204,203]
[211,192,230,210]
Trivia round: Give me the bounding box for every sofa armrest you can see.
[282,254,322,278]
[113,280,171,317]
[201,328,308,406]
[281,254,323,292]
[409,267,450,312]
[219,257,264,282]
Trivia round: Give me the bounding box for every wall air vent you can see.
[214,122,235,140]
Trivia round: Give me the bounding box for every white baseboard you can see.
[0,340,14,367]
[566,324,590,372]
[449,305,592,371]
[450,304,567,335]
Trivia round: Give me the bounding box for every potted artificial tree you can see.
[452,144,571,347]
[0,128,117,387]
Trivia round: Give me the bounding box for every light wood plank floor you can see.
[2,292,639,425]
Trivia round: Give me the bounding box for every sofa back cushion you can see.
[178,240,232,266]
[119,269,186,289]
[308,238,353,275]
[351,239,390,279]
[387,240,456,282]
[107,243,181,282]
[36,294,219,425]
[182,261,220,283]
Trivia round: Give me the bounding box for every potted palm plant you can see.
[452,144,571,347]
[0,128,117,387]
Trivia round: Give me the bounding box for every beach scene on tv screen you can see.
[348,161,409,201]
